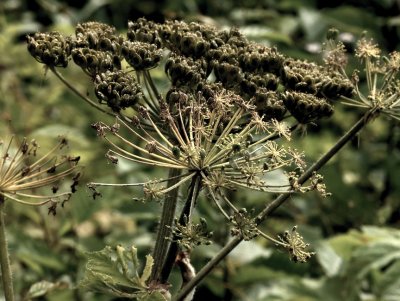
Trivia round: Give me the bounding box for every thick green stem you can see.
[173,109,375,301]
[150,168,181,282]
[160,175,202,283]
[0,200,14,301]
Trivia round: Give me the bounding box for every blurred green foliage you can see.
[0,0,400,300]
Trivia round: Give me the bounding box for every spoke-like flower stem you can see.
[0,200,14,301]
[173,108,376,301]
[50,67,115,117]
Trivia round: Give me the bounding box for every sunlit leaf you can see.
[26,280,69,299]
[80,245,154,298]
[316,241,342,277]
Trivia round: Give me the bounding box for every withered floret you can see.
[27,32,71,67]
[282,91,333,124]
[282,59,353,99]
[121,41,162,70]
[127,18,162,47]
[74,21,123,55]
[94,71,143,112]
[165,54,208,87]
[72,48,120,75]
[253,90,286,121]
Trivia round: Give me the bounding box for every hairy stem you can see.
[0,200,14,301]
[150,168,182,282]
[160,174,202,283]
[173,109,375,301]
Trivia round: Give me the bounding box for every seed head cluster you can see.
[26,19,359,261]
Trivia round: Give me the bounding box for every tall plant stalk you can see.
[150,168,182,282]
[174,108,376,301]
[0,200,14,301]
[161,174,202,283]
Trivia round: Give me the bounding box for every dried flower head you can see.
[339,33,400,122]
[229,208,259,241]
[168,216,213,250]
[27,32,71,68]
[278,226,315,263]
[94,70,143,112]
[323,40,348,70]
[355,37,381,61]
[122,41,163,70]
[0,136,80,214]
[27,19,345,268]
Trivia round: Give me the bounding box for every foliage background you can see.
[1,0,400,300]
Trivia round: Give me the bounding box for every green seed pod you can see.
[165,54,207,88]
[128,18,162,47]
[232,144,241,153]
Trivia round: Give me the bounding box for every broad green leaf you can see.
[321,6,381,36]
[316,241,343,277]
[328,230,366,260]
[331,227,400,298]
[80,245,154,298]
[233,265,288,285]
[349,242,400,282]
[240,26,293,45]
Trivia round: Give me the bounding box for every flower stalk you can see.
[0,199,14,301]
[150,168,182,282]
[160,174,202,283]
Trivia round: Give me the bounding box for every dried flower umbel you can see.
[0,136,80,212]
[167,216,213,250]
[26,19,366,300]
[324,30,400,122]
[0,135,80,301]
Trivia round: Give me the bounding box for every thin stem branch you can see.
[257,110,375,221]
[173,108,375,301]
[49,67,115,117]
[0,200,14,301]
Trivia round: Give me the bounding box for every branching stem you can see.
[173,108,376,301]
[160,174,202,283]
